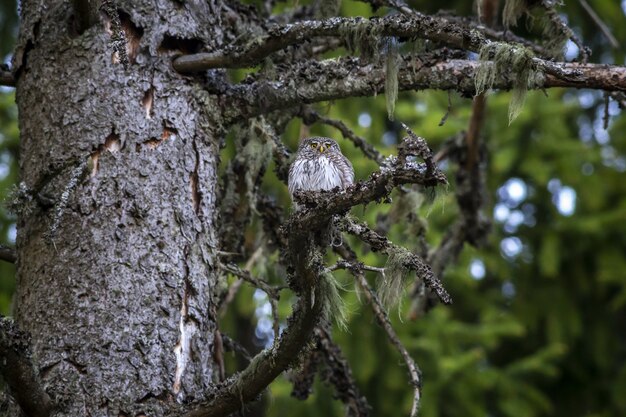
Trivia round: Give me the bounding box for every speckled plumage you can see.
[288,137,354,201]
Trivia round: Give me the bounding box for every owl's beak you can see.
[319,144,327,153]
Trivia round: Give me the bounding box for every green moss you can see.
[241,118,274,211]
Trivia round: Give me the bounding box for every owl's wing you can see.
[338,154,355,188]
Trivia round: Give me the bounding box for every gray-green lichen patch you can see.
[475,42,541,124]
[384,37,399,121]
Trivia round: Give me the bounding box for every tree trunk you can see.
[12,1,224,415]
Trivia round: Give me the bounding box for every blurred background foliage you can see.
[2,0,626,416]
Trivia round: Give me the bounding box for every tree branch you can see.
[173,14,488,72]
[284,131,447,234]
[220,55,626,122]
[0,70,14,88]
[0,245,16,264]
[339,217,452,305]
[0,317,54,417]
[184,277,324,417]
[353,269,421,417]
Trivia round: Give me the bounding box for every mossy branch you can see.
[222,55,626,122]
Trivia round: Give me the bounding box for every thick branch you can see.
[185,283,323,417]
[287,162,446,233]
[173,14,487,72]
[0,70,14,87]
[222,56,626,121]
[0,317,54,417]
[0,245,16,264]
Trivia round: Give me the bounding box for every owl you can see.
[288,137,354,202]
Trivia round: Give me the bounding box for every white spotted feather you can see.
[288,137,354,201]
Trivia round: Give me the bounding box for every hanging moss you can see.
[503,0,528,28]
[319,271,348,330]
[475,42,538,124]
[539,13,569,60]
[379,247,413,309]
[339,20,382,61]
[384,37,399,121]
[241,119,274,211]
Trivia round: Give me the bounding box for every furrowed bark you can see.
[11,1,226,415]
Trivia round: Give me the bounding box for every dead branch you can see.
[0,317,54,417]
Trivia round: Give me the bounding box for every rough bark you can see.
[11,1,226,415]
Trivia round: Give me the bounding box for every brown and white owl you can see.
[288,137,354,202]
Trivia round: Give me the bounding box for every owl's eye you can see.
[310,142,318,148]
[325,142,332,148]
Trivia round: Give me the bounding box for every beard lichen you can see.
[503,0,528,28]
[475,42,541,124]
[339,19,382,61]
[319,271,348,330]
[240,118,274,212]
[380,247,413,309]
[384,37,400,121]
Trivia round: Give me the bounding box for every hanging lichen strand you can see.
[475,42,543,124]
[502,0,528,28]
[380,247,413,310]
[384,37,400,121]
[339,23,399,121]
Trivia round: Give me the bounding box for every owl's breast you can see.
[288,156,344,195]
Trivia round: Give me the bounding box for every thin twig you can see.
[438,91,453,127]
[339,217,452,305]
[219,262,285,301]
[579,0,619,49]
[300,107,386,165]
[353,268,421,417]
[540,0,590,62]
[328,259,385,275]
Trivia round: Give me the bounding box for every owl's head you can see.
[298,137,340,157]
